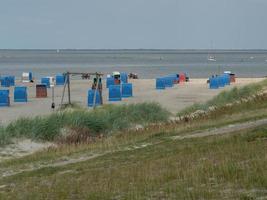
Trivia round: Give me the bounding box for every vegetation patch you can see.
[178,79,267,116]
[0,82,267,199]
[0,125,266,199]
[0,126,9,146]
[242,127,267,142]
[0,102,170,145]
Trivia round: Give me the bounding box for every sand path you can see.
[171,118,267,140]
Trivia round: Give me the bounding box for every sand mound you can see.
[0,139,52,162]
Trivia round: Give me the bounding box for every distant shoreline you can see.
[0,49,266,79]
[1,49,267,53]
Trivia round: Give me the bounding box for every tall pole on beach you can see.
[51,85,55,110]
[67,72,71,105]
[93,75,99,109]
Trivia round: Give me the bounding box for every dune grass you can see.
[0,82,267,199]
[1,97,267,171]
[178,79,267,116]
[1,88,267,163]
[0,102,170,145]
[0,126,9,145]
[0,124,266,199]
[2,85,267,168]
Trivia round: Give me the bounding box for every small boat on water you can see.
[207,55,216,62]
[207,41,216,62]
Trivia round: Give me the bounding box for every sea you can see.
[0,49,267,79]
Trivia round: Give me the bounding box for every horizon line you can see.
[1,48,267,51]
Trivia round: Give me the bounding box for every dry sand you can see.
[0,78,264,125]
[0,139,52,162]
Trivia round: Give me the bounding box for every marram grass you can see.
[178,79,267,116]
[0,102,170,145]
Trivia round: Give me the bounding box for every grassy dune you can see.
[0,81,267,199]
[0,117,266,199]
[0,102,170,145]
[178,79,267,116]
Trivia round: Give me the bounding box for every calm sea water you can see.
[0,49,267,79]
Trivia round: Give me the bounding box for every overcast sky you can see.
[0,0,267,49]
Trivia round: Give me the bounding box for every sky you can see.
[0,0,267,49]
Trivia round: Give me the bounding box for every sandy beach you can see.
[0,78,264,125]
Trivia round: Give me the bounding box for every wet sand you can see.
[0,78,264,125]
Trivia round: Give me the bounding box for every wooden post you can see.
[93,75,99,109]
[59,72,103,108]
[51,85,55,110]
[67,72,71,105]
[60,72,68,107]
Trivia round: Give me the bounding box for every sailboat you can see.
[207,55,216,62]
[207,41,216,62]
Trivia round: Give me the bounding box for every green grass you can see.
[0,126,9,145]
[2,89,267,170]
[0,81,267,199]
[178,79,267,116]
[0,102,170,145]
[0,79,267,199]
[0,124,266,199]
